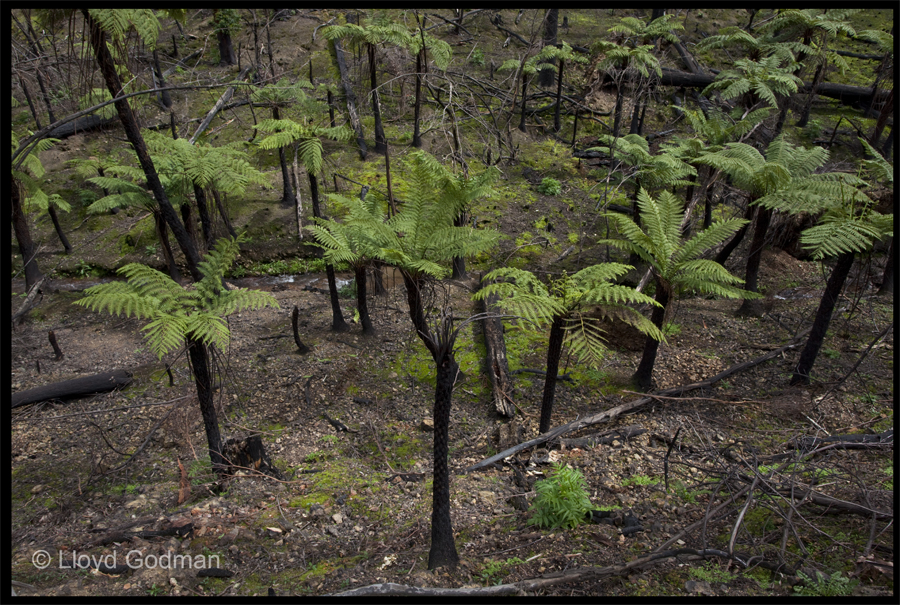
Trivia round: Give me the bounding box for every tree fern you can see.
[600,188,756,388]
[76,236,278,358]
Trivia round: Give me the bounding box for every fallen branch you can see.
[331,548,750,596]
[189,66,253,144]
[465,328,811,472]
[11,277,44,324]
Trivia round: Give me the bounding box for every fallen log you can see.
[11,370,133,409]
[464,327,811,472]
[560,425,646,449]
[46,114,117,139]
[652,68,890,110]
[477,274,515,418]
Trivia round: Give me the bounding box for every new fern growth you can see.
[528,463,593,530]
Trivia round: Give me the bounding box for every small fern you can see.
[528,464,593,530]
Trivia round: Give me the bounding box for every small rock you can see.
[31,484,44,494]
[332,513,344,524]
[420,418,434,431]
[327,526,340,536]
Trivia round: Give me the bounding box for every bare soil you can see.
[10,245,894,598]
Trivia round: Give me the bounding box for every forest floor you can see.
[10,241,895,598]
[9,8,895,599]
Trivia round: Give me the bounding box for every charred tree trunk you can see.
[12,370,132,408]
[877,237,893,296]
[18,76,42,130]
[401,270,439,359]
[216,29,236,66]
[428,343,460,570]
[212,190,237,239]
[154,212,182,284]
[180,203,200,252]
[633,278,669,390]
[152,49,173,109]
[84,9,202,282]
[12,181,43,292]
[478,279,515,417]
[791,251,855,385]
[272,106,296,207]
[553,59,565,133]
[715,203,754,267]
[539,316,566,434]
[186,338,226,474]
[612,86,625,140]
[291,306,311,354]
[413,50,425,148]
[47,205,72,254]
[538,9,559,88]
[193,185,214,250]
[736,205,771,317]
[355,265,374,334]
[326,265,350,332]
[369,44,388,155]
[332,37,367,159]
[519,72,529,133]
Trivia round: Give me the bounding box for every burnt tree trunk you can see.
[84,9,202,282]
[327,265,350,332]
[428,344,460,570]
[355,265,374,334]
[369,44,388,155]
[291,306,311,354]
[212,190,237,239]
[413,50,425,148]
[877,237,893,296]
[791,251,855,385]
[186,338,227,474]
[633,278,669,390]
[539,316,566,434]
[553,59,565,133]
[12,370,132,408]
[538,9,559,88]
[47,205,72,254]
[216,30,236,66]
[18,76,42,130]
[154,212,182,284]
[736,204,771,317]
[12,181,43,293]
[519,72,529,133]
[332,37,367,159]
[193,185,214,250]
[715,203,754,267]
[273,106,296,207]
[477,278,515,418]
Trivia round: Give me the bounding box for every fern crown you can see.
[75,237,279,358]
[600,188,757,302]
[476,265,664,364]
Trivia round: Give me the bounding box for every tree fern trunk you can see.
[155,212,182,284]
[12,181,43,292]
[273,107,296,207]
[736,205,771,317]
[877,237,893,296]
[401,270,438,359]
[633,279,669,390]
[791,251,855,385]
[612,86,625,140]
[212,190,237,239]
[326,264,350,332]
[539,316,566,434]
[187,338,227,474]
[428,344,460,570]
[193,185,214,250]
[355,265,374,334]
[715,203,754,267]
[47,205,72,254]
